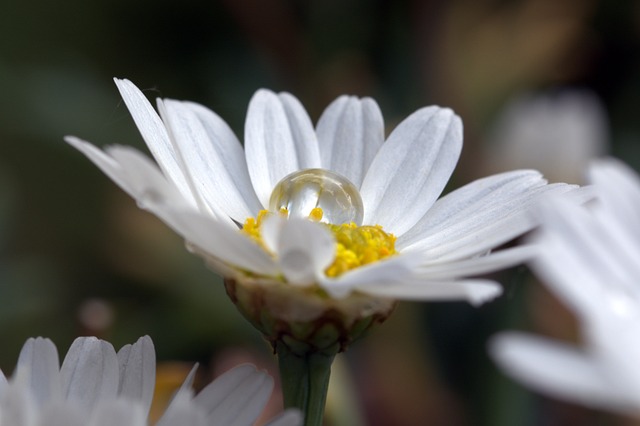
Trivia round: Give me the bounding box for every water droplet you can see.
[269,169,364,225]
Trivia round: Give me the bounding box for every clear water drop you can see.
[269,168,364,225]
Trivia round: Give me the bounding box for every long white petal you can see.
[159,99,261,221]
[415,245,536,279]
[360,278,502,305]
[60,337,119,411]
[193,365,273,426]
[116,336,155,416]
[65,136,135,197]
[113,78,197,205]
[360,107,462,235]
[15,337,61,407]
[156,391,205,426]
[398,170,545,248]
[489,332,634,413]
[245,90,320,207]
[403,183,578,261]
[149,205,279,276]
[316,96,384,187]
[186,101,263,214]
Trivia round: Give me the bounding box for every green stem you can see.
[277,344,336,426]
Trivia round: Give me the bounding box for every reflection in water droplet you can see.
[269,169,364,225]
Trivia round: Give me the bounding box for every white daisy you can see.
[0,335,301,426]
[490,158,640,416]
[65,79,577,321]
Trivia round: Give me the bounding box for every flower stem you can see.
[277,343,336,426]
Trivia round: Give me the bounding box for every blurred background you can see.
[0,0,639,424]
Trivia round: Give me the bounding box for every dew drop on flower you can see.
[269,168,364,225]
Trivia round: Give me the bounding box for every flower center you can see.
[269,168,364,226]
[242,209,396,277]
[242,169,396,279]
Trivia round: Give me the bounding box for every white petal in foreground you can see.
[489,332,636,414]
[245,90,321,207]
[15,337,61,407]
[59,337,119,411]
[316,95,384,188]
[116,336,155,416]
[89,399,146,426]
[192,364,273,426]
[360,106,462,236]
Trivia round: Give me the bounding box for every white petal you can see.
[75,144,277,275]
[261,216,335,286]
[156,391,206,426]
[66,138,199,217]
[148,205,279,276]
[403,182,578,261]
[489,332,634,413]
[15,337,61,408]
[398,170,545,248]
[113,78,196,205]
[415,245,536,279]
[0,382,36,426]
[319,252,424,298]
[65,136,135,197]
[105,145,200,213]
[0,370,7,394]
[89,399,146,426]
[159,99,261,221]
[360,279,503,305]
[60,337,119,411]
[589,158,640,241]
[116,336,155,416]
[38,403,85,426]
[531,198,640,319]
[316,96,384,187]
[193,364,273,426]
[245,90,321,207]
[360,107,462,235]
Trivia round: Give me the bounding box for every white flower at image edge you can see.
[0,335,300,426]
[66,79,579,306]
[490,158,640,416]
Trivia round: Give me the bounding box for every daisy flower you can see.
[490,159,640,416]
[0,335,300,425]
[66,78,577,313]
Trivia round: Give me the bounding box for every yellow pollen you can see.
[309,207,323,222]
[241,208,397,277]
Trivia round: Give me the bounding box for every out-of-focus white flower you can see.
[490,158,640,416]
[488,91,609,184]
[0,335,301,426]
